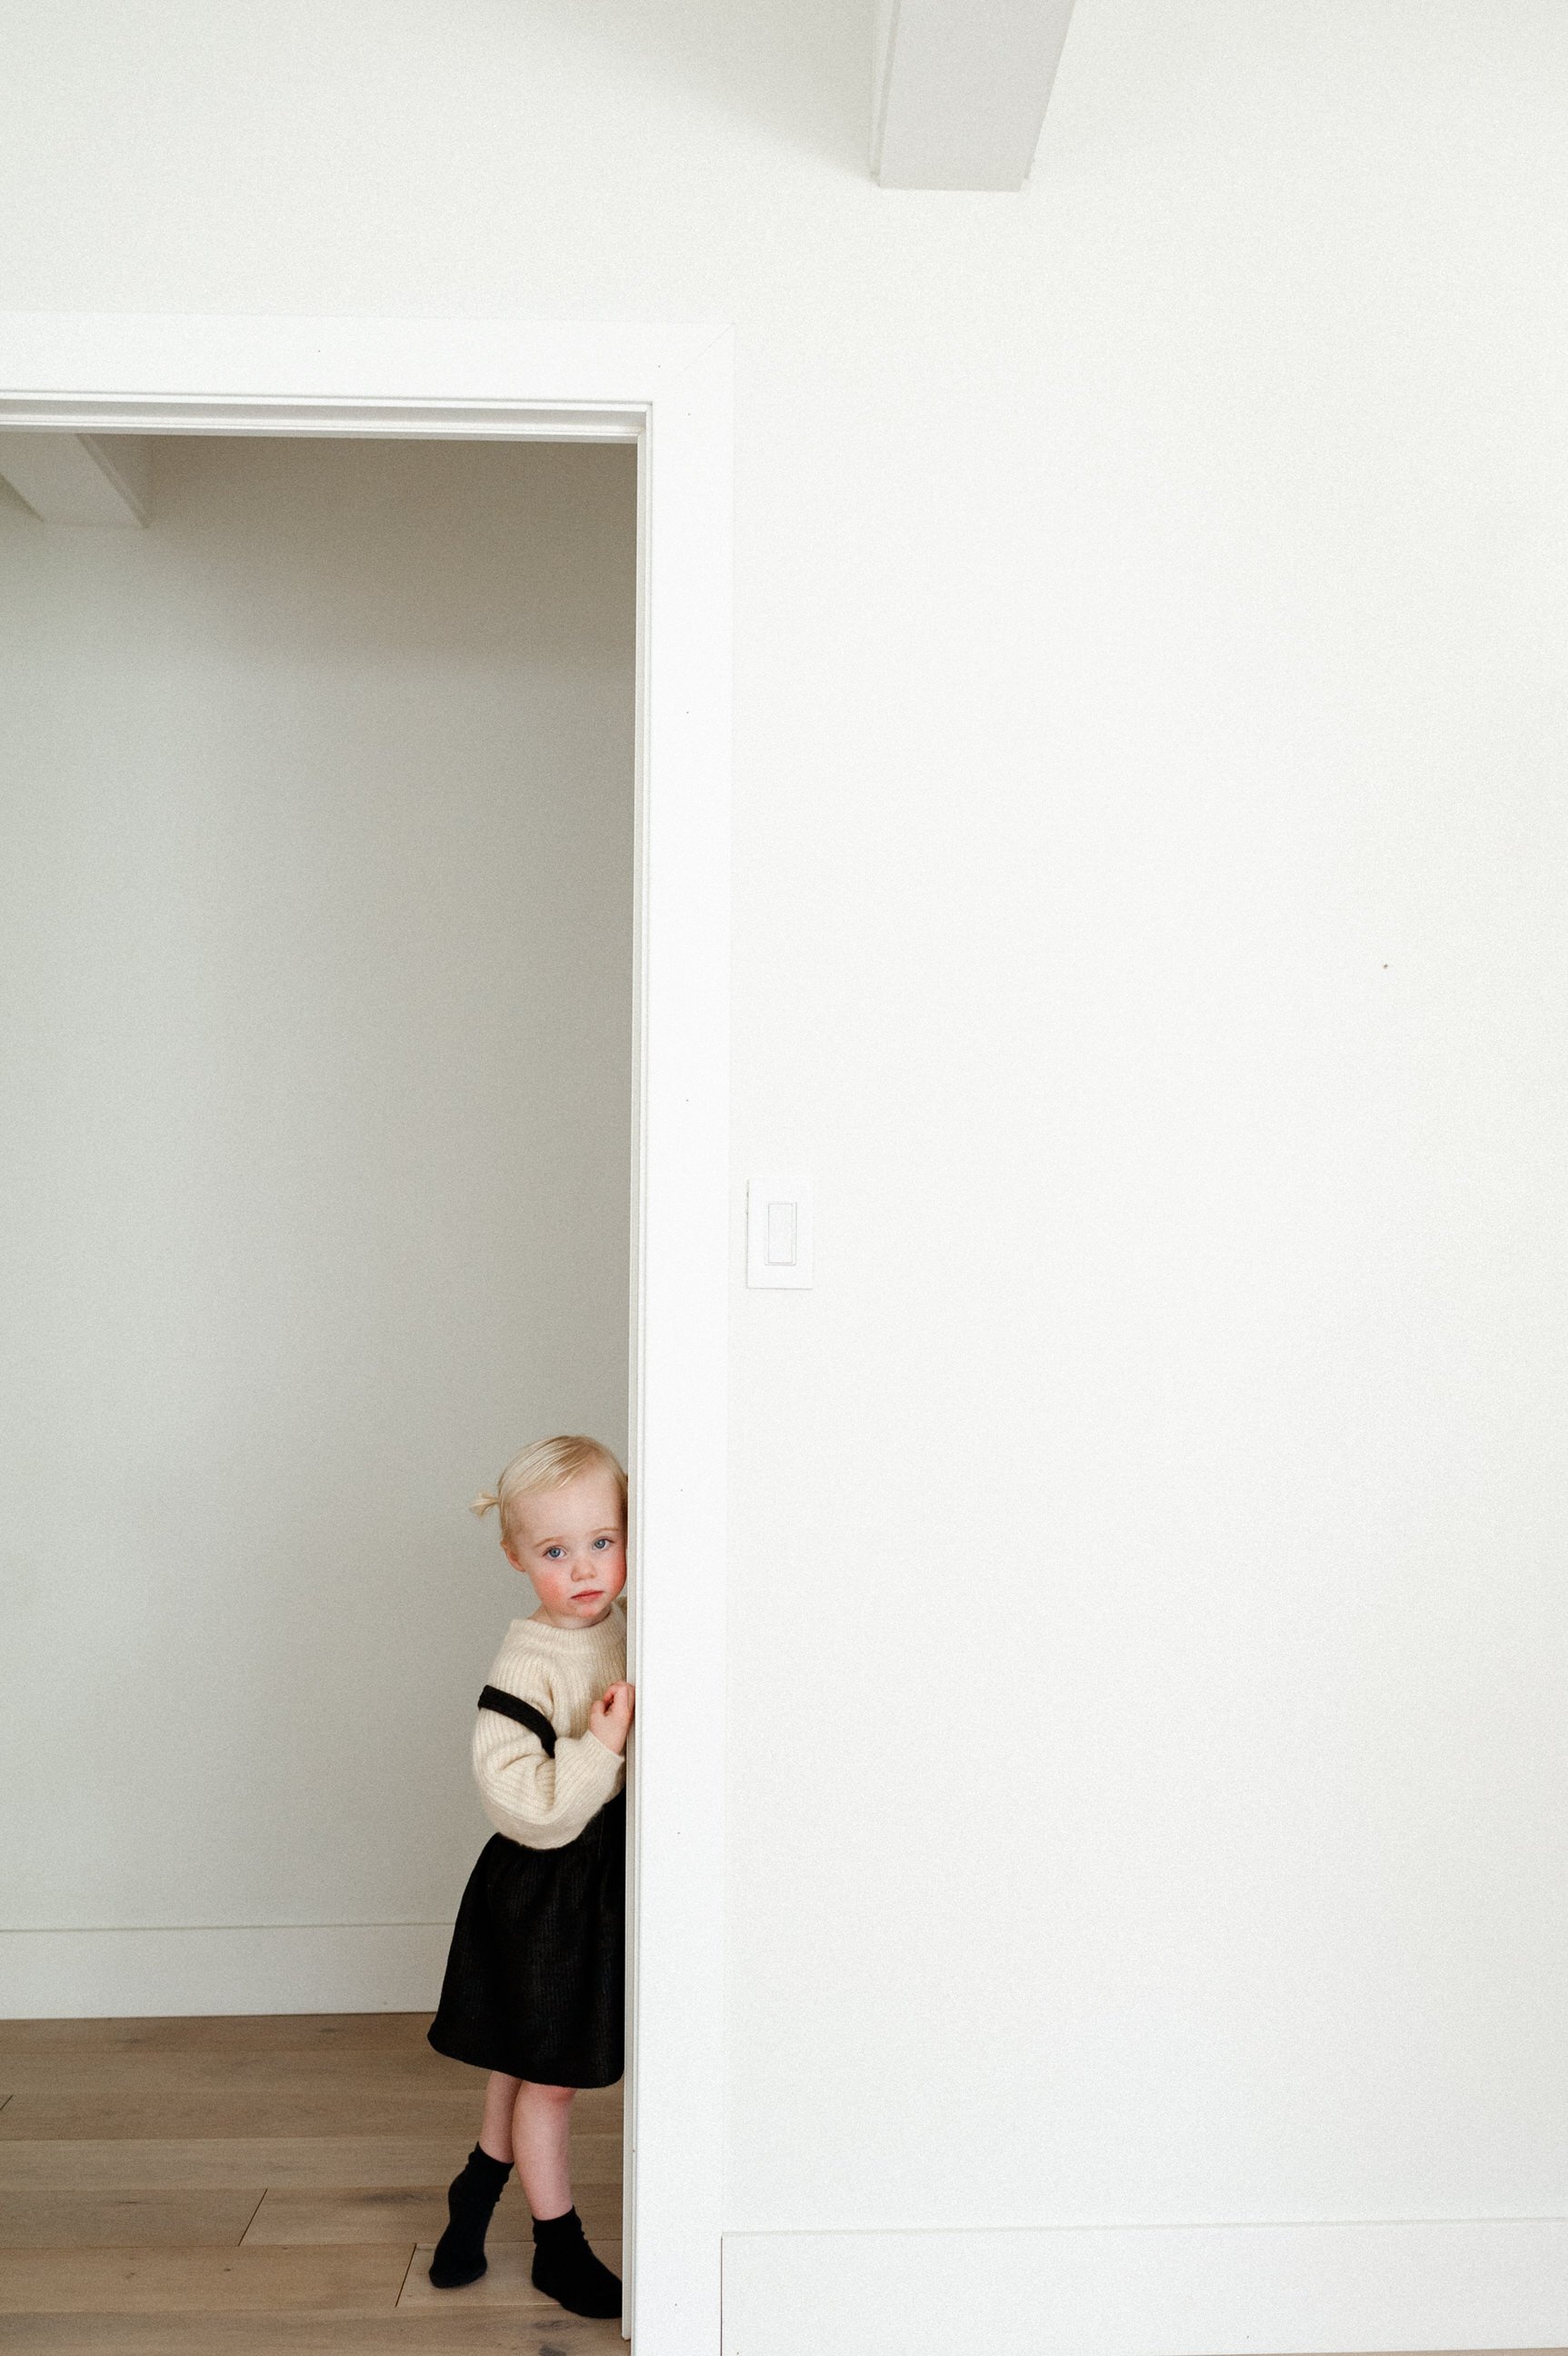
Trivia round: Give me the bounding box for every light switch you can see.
[747,1174,813,1288]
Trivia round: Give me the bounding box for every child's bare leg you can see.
[511,2079,574,2219]
[520,2080,619,2316]
[478,2071,521,2162]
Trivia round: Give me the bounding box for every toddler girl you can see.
[425,1433,634,2320]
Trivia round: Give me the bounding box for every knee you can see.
[521,2080,576,2108]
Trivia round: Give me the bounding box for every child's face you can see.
[503,1468,627,1630]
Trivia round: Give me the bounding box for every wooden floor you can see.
[0,2013,624,2353]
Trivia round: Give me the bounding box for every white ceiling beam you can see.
[0,433,152,525]
[872,0,1077,190]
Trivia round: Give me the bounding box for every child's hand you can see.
[590,1680,635,1756]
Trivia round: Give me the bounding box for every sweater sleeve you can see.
[472,1681,625,1852]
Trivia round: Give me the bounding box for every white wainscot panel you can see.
[721,2221,1568,2356]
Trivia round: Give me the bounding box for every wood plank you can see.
[243,2183,620,2247]
[398,2241,621,2311]
[0,2138,623,2192]
[0,2052,474,2092]
[0,2017,441,2057]
[0,2091,622,2147]
[0,2093,483,2141]
[0,2053,622,2125]
[0,2245,413,2314]
[0,2312,626,2351]
[0,2191,264,2250]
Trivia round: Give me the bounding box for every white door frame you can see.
[0,314,733,2356]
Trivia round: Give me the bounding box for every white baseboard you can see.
[721,2219,1568,2356]
[0,1923,451,2018]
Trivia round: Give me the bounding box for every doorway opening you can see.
[0,425,635,2321]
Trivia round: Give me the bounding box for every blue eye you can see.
[544,1546,564,1560]
[593,1537,613,1550]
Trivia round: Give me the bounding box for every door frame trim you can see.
[0,311,734,2356]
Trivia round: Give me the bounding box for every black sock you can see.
[530,2204,622,2319]
[428,2144,513,2289]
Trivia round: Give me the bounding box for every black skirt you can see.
[427,1787,626,2088]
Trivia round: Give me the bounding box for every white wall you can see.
[0,434,636,2009]
[3,3,1568,2350]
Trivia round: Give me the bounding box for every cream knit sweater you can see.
[472,1599,627,1852]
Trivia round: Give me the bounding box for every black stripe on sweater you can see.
[475,1685,557,1756]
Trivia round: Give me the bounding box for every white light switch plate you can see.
[746,1174,814,1288]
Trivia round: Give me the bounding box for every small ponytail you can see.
[470,1435,626,1552]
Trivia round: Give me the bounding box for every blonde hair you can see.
[471,1433,627,1552]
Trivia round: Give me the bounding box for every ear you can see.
[502,1541,523,1572]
